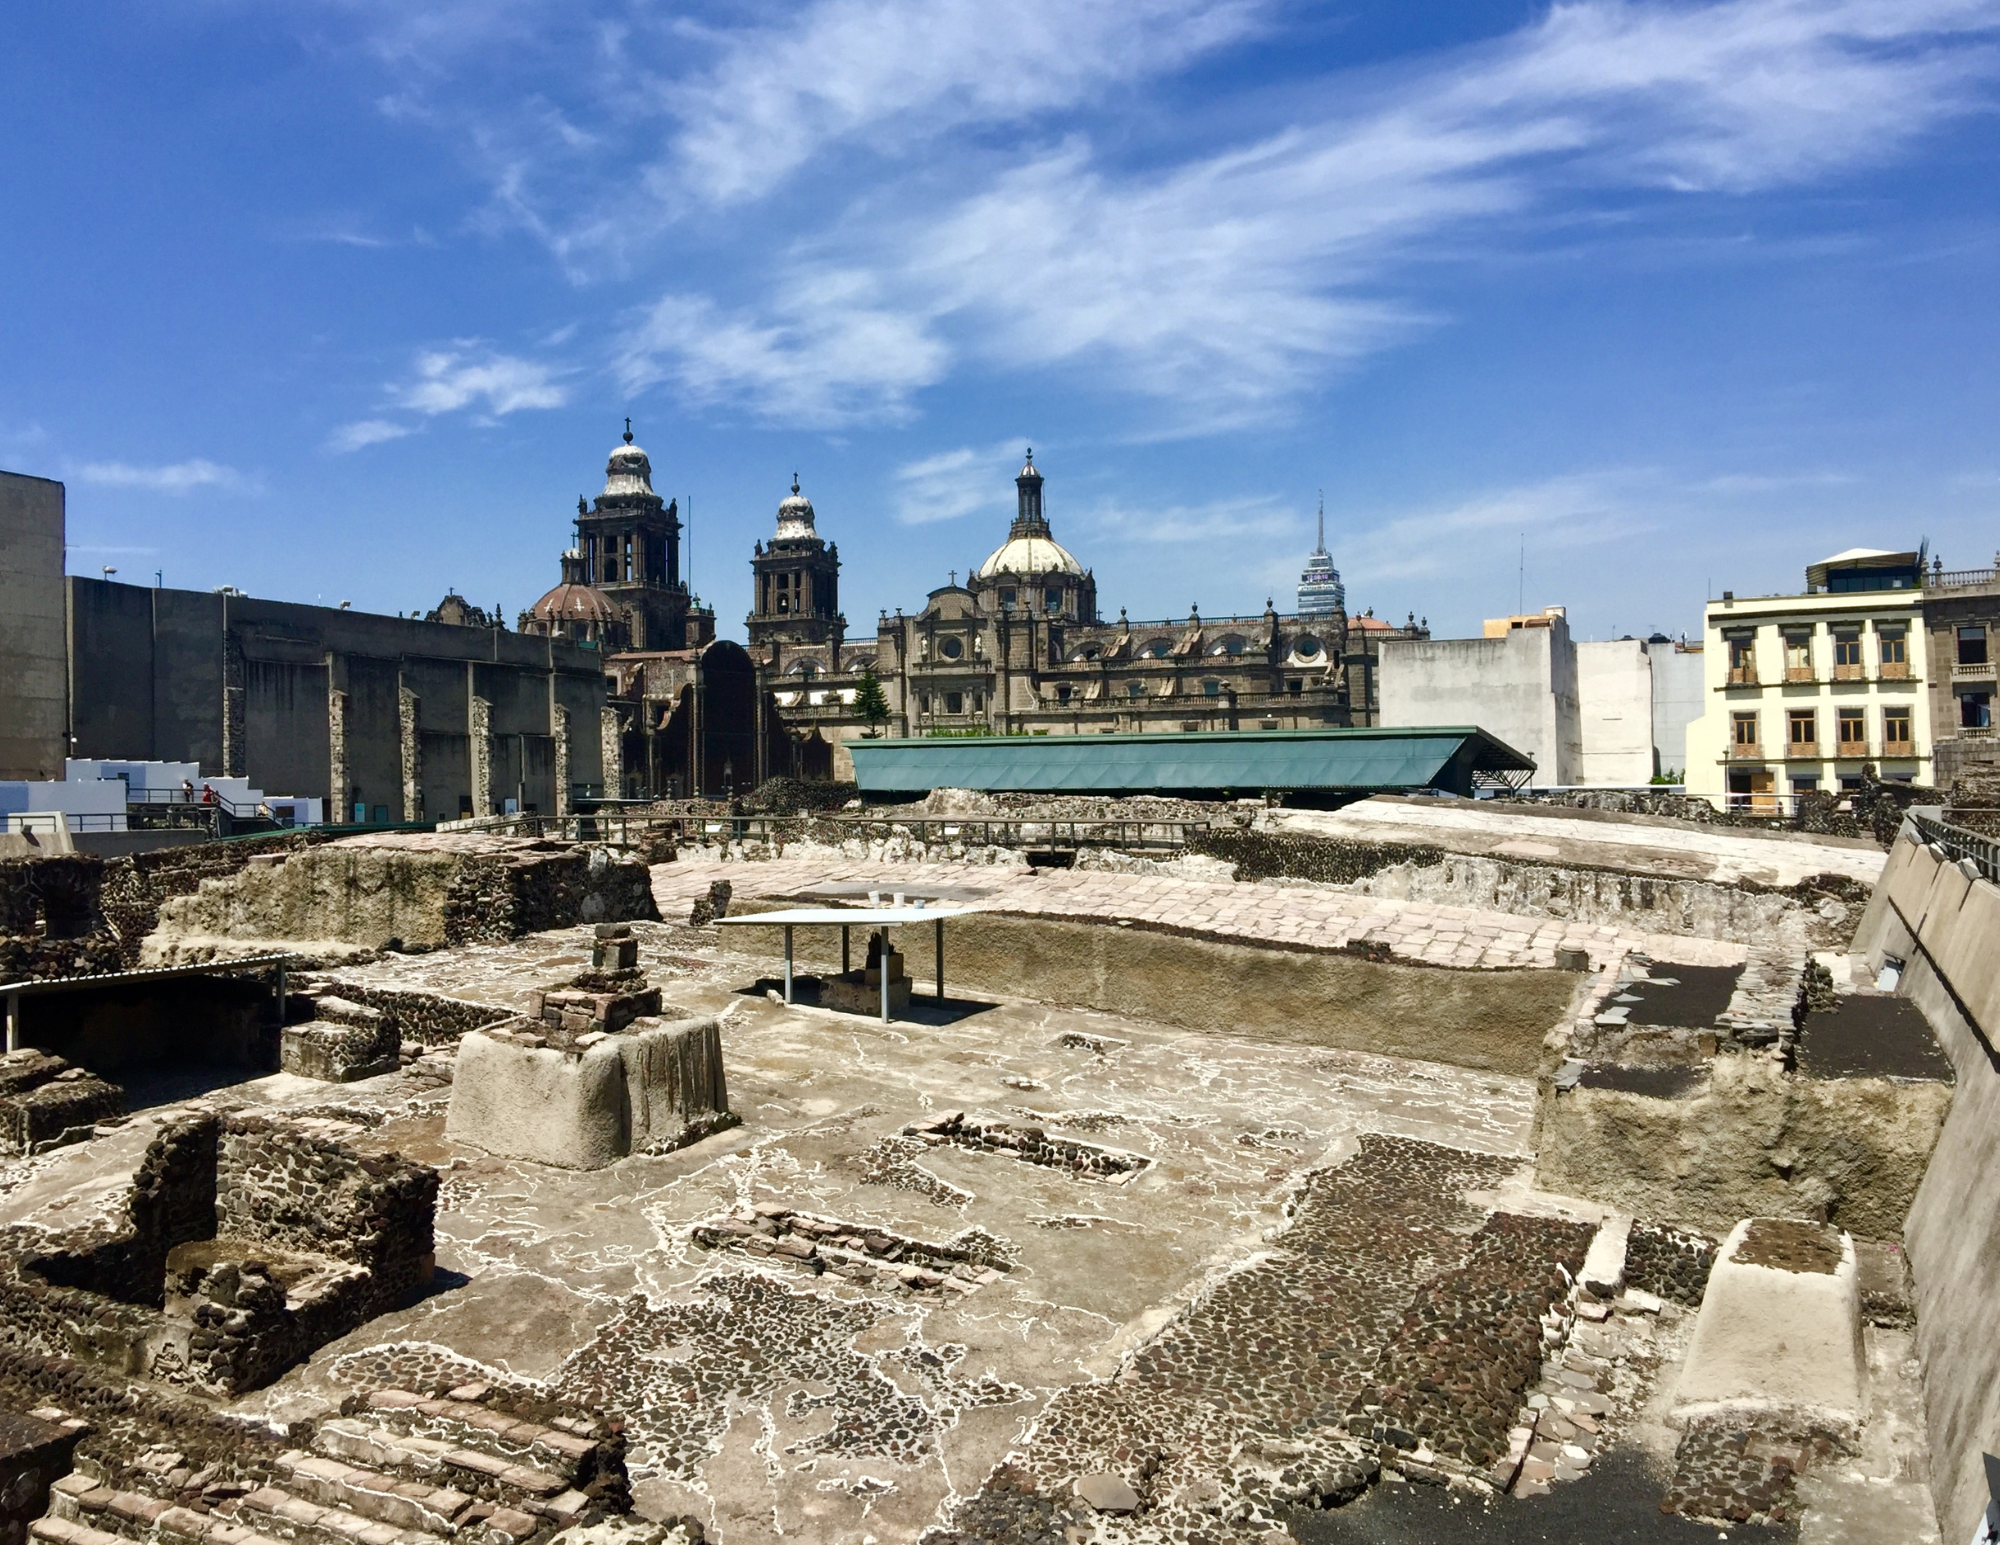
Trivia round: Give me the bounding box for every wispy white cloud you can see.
[616,289,947,427]
[670,0,1268,205]
[326,419,416,453]
[73,459,252,494]
[1083,494,1296,545]
[1702,470,1856,491]
[391,346,569,416]
[1341,474,1657,586]
[891,440,1028,525]
[628,0,2000,427]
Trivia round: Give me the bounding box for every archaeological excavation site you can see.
[2,791,1997,1545]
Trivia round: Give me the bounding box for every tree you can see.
[853,668,891,736]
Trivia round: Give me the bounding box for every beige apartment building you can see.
[1685,548,1929,812]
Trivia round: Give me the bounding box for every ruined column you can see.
[470,695,494,818]
[328,688,349,822]
[600,705,623,799]
[399,686,423,822]
[553,703,571,817]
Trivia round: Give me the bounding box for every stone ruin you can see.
[0,1111,437,1397]
[0,1051,123,1157]
[445,925,733,1170]
[142,834,659,965]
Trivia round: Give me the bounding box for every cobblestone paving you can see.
[649,860,1748,973]
[1355,1212,1594,1472]
[930,1135,1593,1542]
[1622,1223,1717,1308]
[1661,1419,1850,1527]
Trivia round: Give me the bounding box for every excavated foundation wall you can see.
[1532,1054,1949,1241]
[1850,831,2000,1545]
[732,907,1578,1076]
[142,836,658,962]
[1347,853,1867,950]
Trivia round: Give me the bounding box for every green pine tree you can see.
[853,667,891,735]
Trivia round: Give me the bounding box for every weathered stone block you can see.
[446,1015,731,1169]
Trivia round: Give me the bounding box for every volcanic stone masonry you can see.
[0,1111,437,1396]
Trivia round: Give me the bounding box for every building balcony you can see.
[1879,663,1911,681]
[1785,667,1815,683]
[1831,664,1865,682]
[1726,668,1759,686]
[1784,742,1825,760]
[1951,661,1995,680]
[1727,743,1765,760]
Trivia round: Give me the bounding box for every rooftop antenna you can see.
[1518,533,1525,617]
[1317,490,1325,552]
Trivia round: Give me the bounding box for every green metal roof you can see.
[847,726,1534,796]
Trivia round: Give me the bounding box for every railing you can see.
[825,816,1212,850]
[1929,568,2000,590]
[1728,743,1765,760]
[1727,668,1759,686]
[1910,810,2000,885]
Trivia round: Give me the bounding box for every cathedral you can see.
[500,429,1425,794]
[747,449,1427,780]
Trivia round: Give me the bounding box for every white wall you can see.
[1644,641,1704,780]
[1380,619,1579,784]
[1576,640,1654,784]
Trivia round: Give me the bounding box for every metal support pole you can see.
[879,927,890,1024]
[3,991,15,1054]
[275,963,287,1025]
[935,916,944,1000]
[783,926,794,1005]
[842,925,850,976]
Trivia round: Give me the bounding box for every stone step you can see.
[48,1475,174,1537]
[311,1422,577,1511]
[272,1452,472,1534]
[356,1393,599,1486]
[234,1484,429,1545]
[32,1517,131,1545]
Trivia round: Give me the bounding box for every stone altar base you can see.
[446,1014,733,1169]
[816,969,912,1017]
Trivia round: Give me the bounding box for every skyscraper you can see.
[1297,494,1345,616]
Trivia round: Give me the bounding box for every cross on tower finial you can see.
[792,472,800,495]
[949,569,957,586]
[623,417,633,445]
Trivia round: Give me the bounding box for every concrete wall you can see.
[1645,639,1705,779]
[1850,831,2000,1545]
[68,578,607,821]
[0,473,68,781]
[1575,640,1654,785]
[730,906,1579,1075]
[1380,618,1580,785]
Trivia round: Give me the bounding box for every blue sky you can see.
[4,0,1998,642]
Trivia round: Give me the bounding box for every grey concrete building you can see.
[0,472,69,780]
[67,578,609,821]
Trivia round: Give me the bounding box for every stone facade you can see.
[746,452,1427,779]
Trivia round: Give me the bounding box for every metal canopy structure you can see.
[847,726,1534,798]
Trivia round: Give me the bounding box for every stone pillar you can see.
[222,630,247,778]
[470,695,494,818]
[553,704,571,817]
[398,686,422,823]
[600,705,623,799]
[328,688,349,822]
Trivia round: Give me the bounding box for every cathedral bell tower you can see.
[577,421,689,650]
[748,475,843,651]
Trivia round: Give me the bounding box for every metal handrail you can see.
[825,815,1212,849]
[1909,810,2000,886]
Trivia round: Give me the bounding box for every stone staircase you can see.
[32,1385,629,1545]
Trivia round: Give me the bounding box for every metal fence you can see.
[436,809,1212,852]
[1909,809,2000,886]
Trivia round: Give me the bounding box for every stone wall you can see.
[1849,830,2000,1545]
[1532,1054,1951,1241]
[1347,853,1868,951]
[0,1112,437,1397]
[734,908,1578,1076]
[302,979,513,1047]
[142,834,659,962]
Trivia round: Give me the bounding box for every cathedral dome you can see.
[976,533,1084,579]
[601,423,658,501]
[528,573,624,627]
[774,476,817,542]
